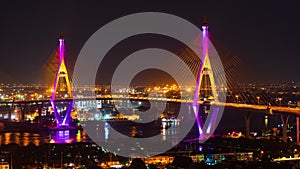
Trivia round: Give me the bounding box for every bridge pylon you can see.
[196,18,217,102]
[193,17,219,140]
[50,35,73,126]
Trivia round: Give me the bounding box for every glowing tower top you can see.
[202,16,209,30]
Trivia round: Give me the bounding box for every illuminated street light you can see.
[235,95,239,103]
[278,97,282,107]
[256,96,260,105]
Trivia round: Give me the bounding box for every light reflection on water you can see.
[49,129,90,144]
[91,118,182,145]
[0,132,44,146]
[0,103,198,146]
[0,120,183,146]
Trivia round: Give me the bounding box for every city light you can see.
[0,6,299,168]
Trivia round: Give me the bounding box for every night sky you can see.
[1,1,300,84]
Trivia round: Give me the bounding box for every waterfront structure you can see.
[193,18,221,140]
[50,36,73,126]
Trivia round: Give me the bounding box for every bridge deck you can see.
[1,96,300,115]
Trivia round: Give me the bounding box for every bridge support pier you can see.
[8,110,11,122]
[244,112,252,139]
[264,115,268,129]
[297,116,299,145]
[20,107,25,122]
[37,102,44,125]
[280,114,290,143]
[19,103,28,122]
[8,103,14,122]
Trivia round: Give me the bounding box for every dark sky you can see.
[1,1,300,84]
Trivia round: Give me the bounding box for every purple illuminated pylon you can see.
[193,17,218,140]
[50,36,73,126]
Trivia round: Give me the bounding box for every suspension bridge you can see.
[0,18,299,144]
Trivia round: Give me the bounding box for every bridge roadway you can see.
[3,95,299,114]
[1,95,300,144]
